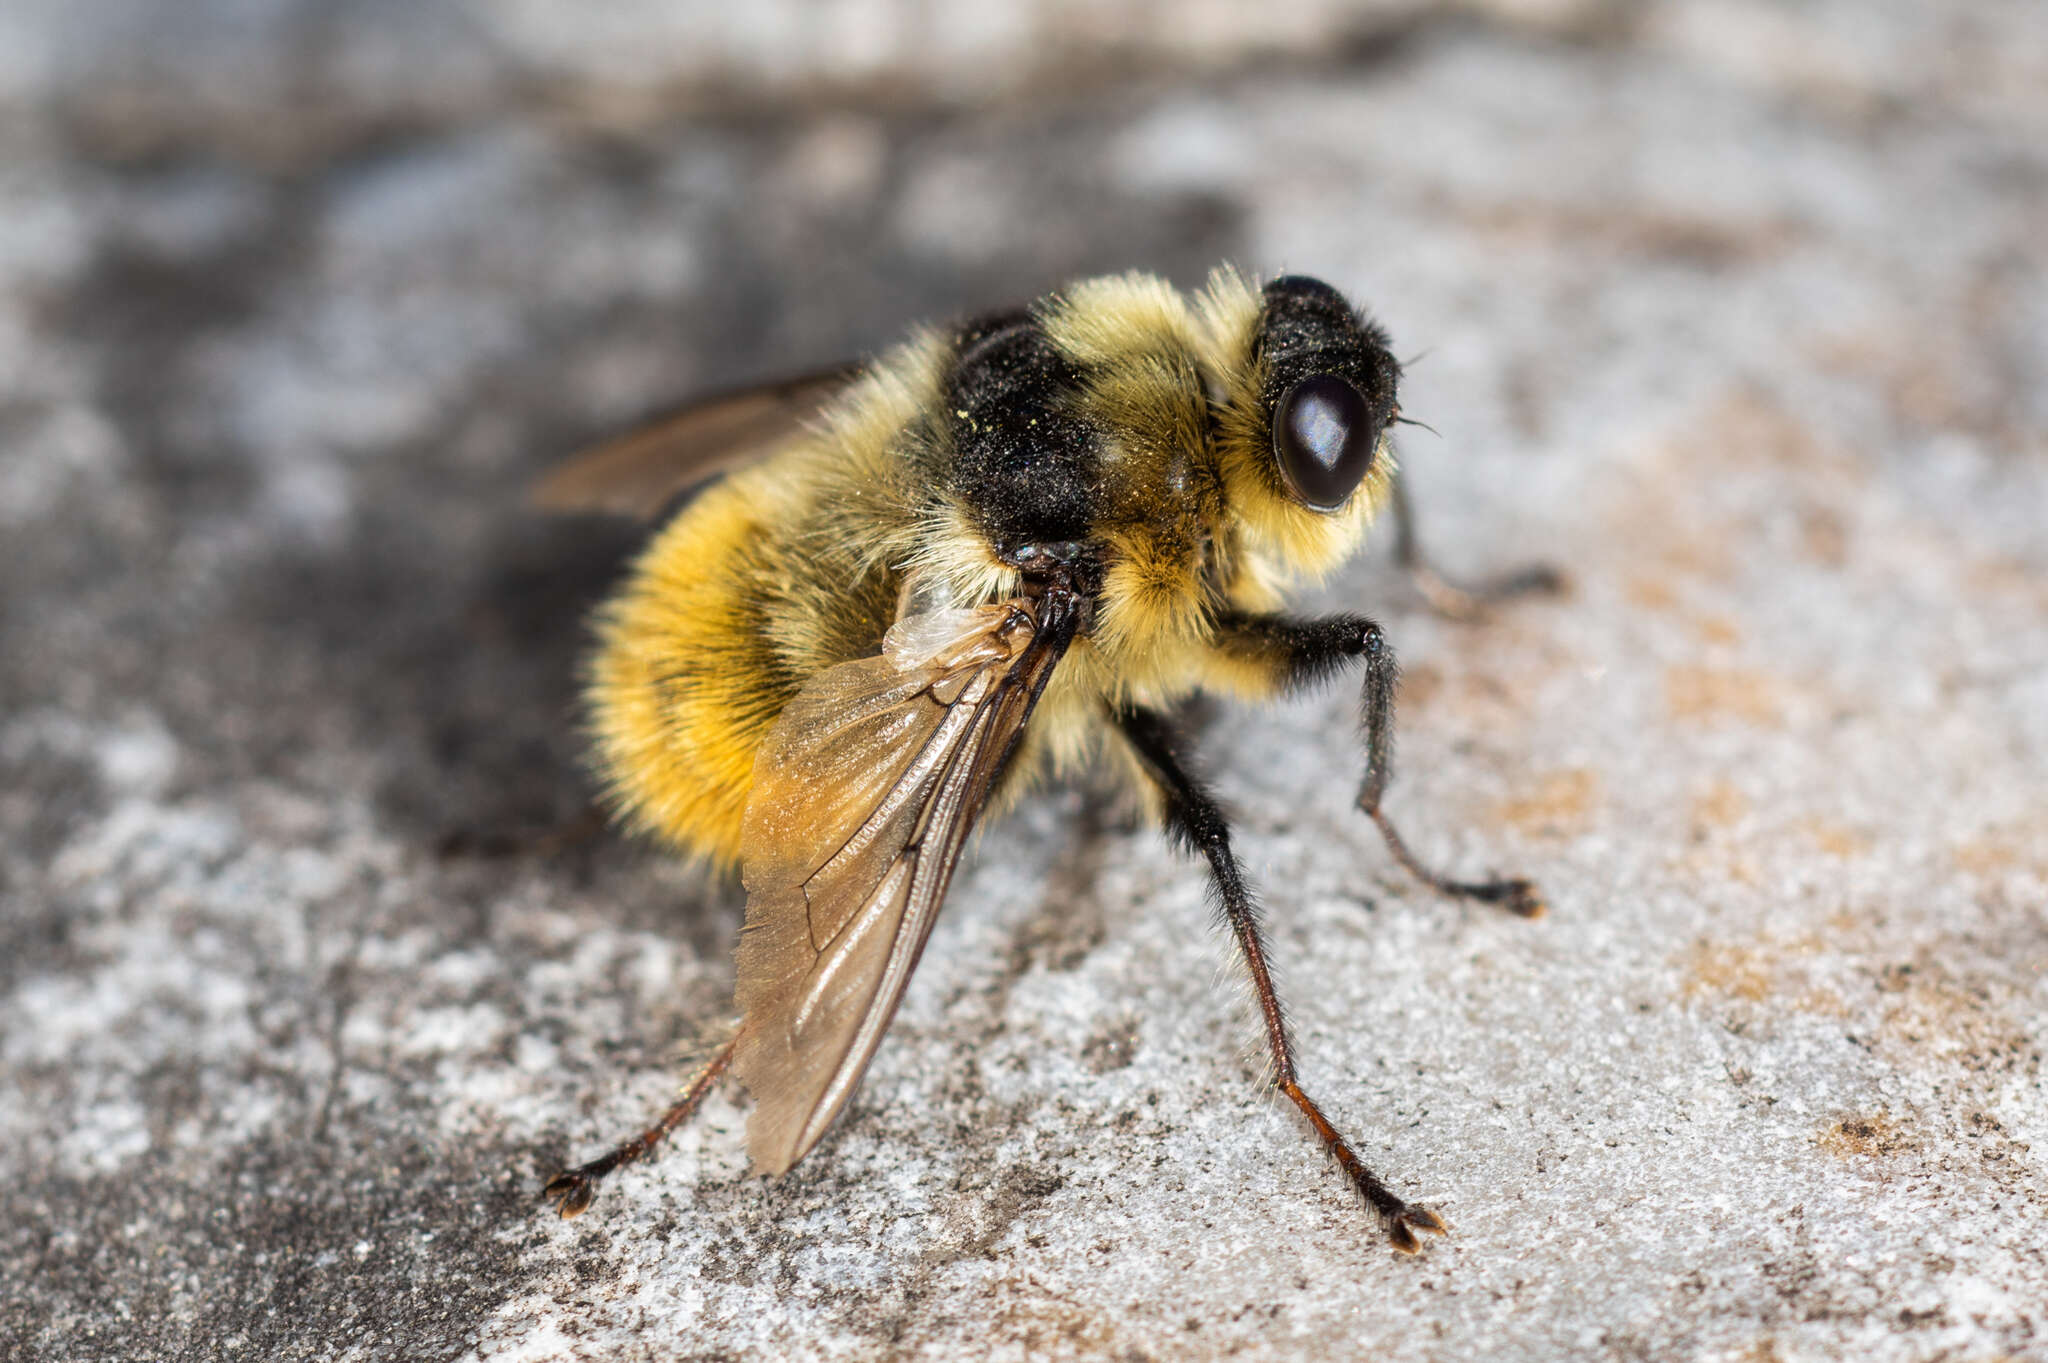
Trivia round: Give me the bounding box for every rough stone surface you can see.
[3,5,2046,1361]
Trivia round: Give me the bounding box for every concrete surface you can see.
[3,3,2045,1360]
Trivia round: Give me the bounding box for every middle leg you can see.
[1113,703,1448,1254]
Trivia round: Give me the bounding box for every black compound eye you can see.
[1272,374,1378,510]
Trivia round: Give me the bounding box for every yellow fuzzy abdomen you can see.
[585,475,806,867]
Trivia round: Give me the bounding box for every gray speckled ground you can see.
[4,4,2046,1361]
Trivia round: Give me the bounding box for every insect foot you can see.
[1383,1203,1450,1256]
[539,1035,739,1218]
[1470,875,1546,920]
[1364,805,1547,919]
[541,1169,598,1218]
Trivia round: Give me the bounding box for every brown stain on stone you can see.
[1695,614,1743,646]
[1952,812,2048,881]
[1597,444,1737,585]
[1811,313,2028,454]
[1393,637,1567,738]
[1682,940,1776,1003]
[1951,838,2016,875]
[1691,781,1749,832]
[1682,926,2038,1068]
[983,1276,1131,1358]
[1870,961,2039,1079]
[1799,819,1868,859]
[1653,530,1740,585]
[1627,576,1680,611]
[1820,1112,1913,1159]
[1705,387,1862,480]
[1603,386,1870,603]
[1800,506,1850,567]
[1679,931,1834,1008]
[1451,194,1805,269]
[1963,554,2048,613]
[1622,575,1748,654]
[1672,838,1762,886]
[1496,767,1601,838]
[1399,660,1444,710]
[1673,785,1762,882]
[1666,665,1782,726]
[1792,984,1851,1019]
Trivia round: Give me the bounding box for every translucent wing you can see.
[732,596,1079,1173]
[529,363,861,520]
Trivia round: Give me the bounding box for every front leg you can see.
[1113,704,1448,1254]
[1212,611,1544,918]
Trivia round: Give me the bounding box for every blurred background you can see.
[3,4,2044,1362]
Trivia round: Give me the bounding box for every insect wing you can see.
[731,601,1070,1174]
[529,363,860,519]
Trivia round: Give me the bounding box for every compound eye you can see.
[1272,374,1377,511]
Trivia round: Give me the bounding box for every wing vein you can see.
[730,595,1080,1173]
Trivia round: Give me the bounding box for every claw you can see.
[1385,1204,1449,1255]
[541,1170,596,1218]
[1494,878,1546,919]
